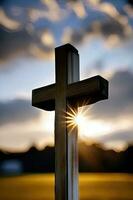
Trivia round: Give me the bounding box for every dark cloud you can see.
[0,99,40,125]
[68,18,131,46]
[62,1,133,46]
[0,18,126,63]
[0,28,31,61]
[90,70,133,120]
[0,0,4,6]
[0,0,132,63]
[128,0,133,6]
[100,20,126,37]
[0,28,53,63]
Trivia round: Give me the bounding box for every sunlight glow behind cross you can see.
[65,105,112,138]
[66,107,87,133]
[38,108,112,146]
[74,114,86,126]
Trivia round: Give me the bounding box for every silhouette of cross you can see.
[32,44,108,200]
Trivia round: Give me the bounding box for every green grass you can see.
[0,173,133,200]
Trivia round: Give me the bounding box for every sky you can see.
[0,0,133,152]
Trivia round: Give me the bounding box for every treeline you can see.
[0,142,132,174]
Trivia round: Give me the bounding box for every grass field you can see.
[0,173,133,200]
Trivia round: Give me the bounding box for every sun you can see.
[66,105,89,133]
[74,114,86,126]
[66,105,112,138]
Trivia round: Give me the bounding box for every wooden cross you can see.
[32,44,108,200]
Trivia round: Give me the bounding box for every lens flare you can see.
[65,103,112,138]
[74,114,86,126]
[65,103,90,133]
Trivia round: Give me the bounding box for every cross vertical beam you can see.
[32,43,109,200]
[55,44,79,200]
[67,47,79,200]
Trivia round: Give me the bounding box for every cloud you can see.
[62,16,133,47]
[0,129,53,152]
[29,0,67,22]
[97,129,133,143]
[90,70,133,120]
[100,20,126,37]
[0,99,40,125]
[127,0,133,6]
[0,0,132,64]
[98,2,119,19]
[0,28,31,61]
[67,1,87,19]
[41,30,55,47]
[0,28,54,63]
[61,1,133,47]
[124,5,133,17]
[0,8,21,30]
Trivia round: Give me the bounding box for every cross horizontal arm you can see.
[67,75,108,107]
[32,75,108,111]
[32,83,55,111]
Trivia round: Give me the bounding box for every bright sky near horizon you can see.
[0,0,133,152]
